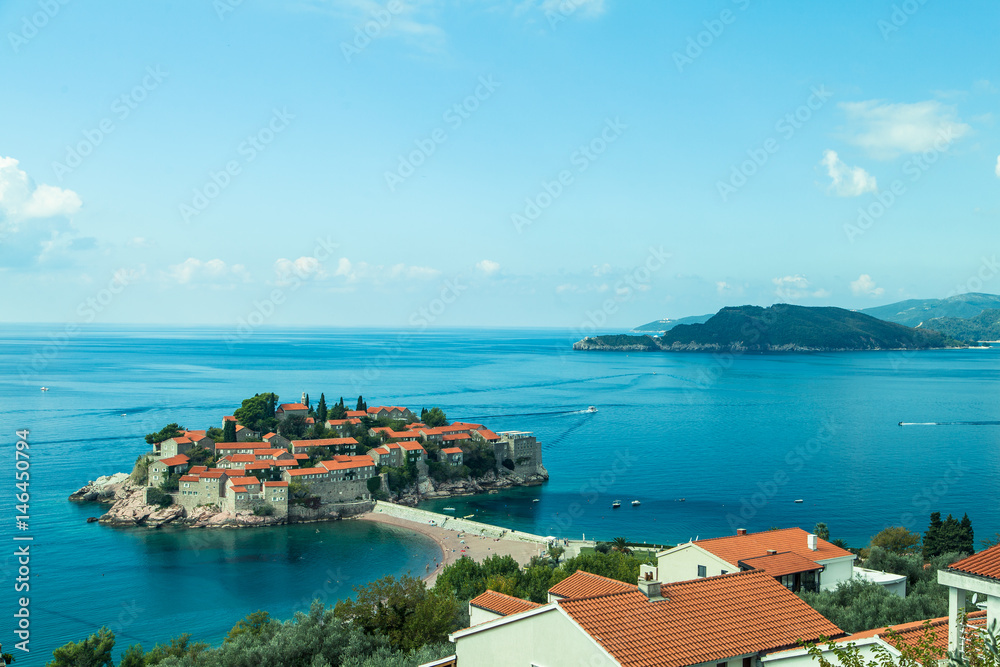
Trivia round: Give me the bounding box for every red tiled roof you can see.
[442,433,471,442]
[470,590,541,617]
[474,428,500,441]
[450,422,484,430]
[949,545,1000,580]
[230,486,247,493]
[293,453,309,460]
[157,454,190,466]
[694,527,853,566]
[223,416,236,422]
[180,475,200,482]
[228,476,260,486]
[842,610,986,657]
[274,460,298,467]
[320,455,376,471]
[227,453,256,462]
[370,447,389,455]
[244,461,272,470]
[189,466,207,474]
[264,481,288,487]
[183,430,207,439]
[286,467,328,476]
[215,442,269,450]
[263,432,278,439]
[345,410,366,417]
[400,442,425,452]
[278,403,308,411]
[200,471,226,479]
[549,571,636,599]
[441,447,464,455]
[291,438,358,447]
[558,571,844,667]
[738,551,823,576]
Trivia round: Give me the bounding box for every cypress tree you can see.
[357,396,365,411]
[960,513,974,554]
[304,393,310,408]
[223,420,237,443]
[317,393,328,422]
[923,512,943,559]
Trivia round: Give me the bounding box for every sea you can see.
[2,325,999,661]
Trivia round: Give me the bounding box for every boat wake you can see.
[899,421,1000,426]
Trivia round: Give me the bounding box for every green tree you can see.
[142,633,209,663]
[334,575,463,652]
[813,522,830,541]
[206,426,224,441]
[144,423,183,445]
[225,610,273,643]
[924,511,944,559]
[612,537,632,554]
[357,395,367,411]
[118,644,146,667]
[278,414,307,439]
[234,393,279,433]
[870,526,921,554]
[961,513,975,554]
[422,407,448,427]
[146,487,173,508]
[222,419,237,442]
[317,393,328,422]
[366,476,382,496]
[47,626,115,667]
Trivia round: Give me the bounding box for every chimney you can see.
[737,528,747,536]
[807,534,818,551]
[638,565,665,601]
[766,549,777,556]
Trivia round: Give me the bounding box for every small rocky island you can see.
[71,393,547,529]
[575,304,967,353]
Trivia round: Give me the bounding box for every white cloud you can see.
[995,155,1000,178]
[591,263,612,277]
[274,256,327,286]
[539,0,605,17]
[166,258,250,287]
[772,275,830,301]
[850,274,885,297]
[839,100,970,159]
[476,259,501,275]
[820,150,877,197]
[309,0,445,52]
[0,156,81,227]
[329,257,439,284]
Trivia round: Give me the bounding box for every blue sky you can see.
[1,0,998,329]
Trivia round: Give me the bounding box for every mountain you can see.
[861,293,1000,328]
[631,314,713,333]
[574,304,965,352]
[920,309,1000,342]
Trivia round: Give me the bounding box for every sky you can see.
[1,0,998,329]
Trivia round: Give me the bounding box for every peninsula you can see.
[70,392,548,528]
[575,304,966,353]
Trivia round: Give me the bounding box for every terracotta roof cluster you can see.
[319,455,376,472]
[156,454,190,467]
[949,545,1000,581]
[695,527,853,565]
[285,467,329,477]
[470,590,541,617]
[291,437,358,449]
[442,433,471,442]
[473,428,500,441]
[557,571,843,667]
[345,410,366,418]
[215,442,270,452]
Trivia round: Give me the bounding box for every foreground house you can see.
[938,543,1000,653]
[441,569,844,666]
[657,527,856,592]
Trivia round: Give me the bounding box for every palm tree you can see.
[612,537,632,554]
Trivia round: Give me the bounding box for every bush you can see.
[146,487,173,508]
[253,504,275,517]
[366,476,382,496]
[130,456,149,485]
[595,543,611,554]
[159,472,180,492]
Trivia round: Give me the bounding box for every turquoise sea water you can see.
[2,325,999,660]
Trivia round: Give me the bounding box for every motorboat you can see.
[586,406,598,413]
[40,387,49,391]
[631,500,640,507]
[794,499,803,503]
[612,500,621,508]
[443,507,456,511]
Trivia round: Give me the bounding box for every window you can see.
[717,662,727,667]
[744,658,753,667]
[721,570,728,575]
[697,565,707,577]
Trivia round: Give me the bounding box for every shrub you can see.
[130,456,149,485]
[595,543,611,554]
[253,504,275,517]
[366,476,382,496]
[146,487,173,508]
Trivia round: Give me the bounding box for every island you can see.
[70,392,548,528]
[575,304,967,352]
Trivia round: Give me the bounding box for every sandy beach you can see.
[355,511,547,586]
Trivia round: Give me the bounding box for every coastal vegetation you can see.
[921,309,1000,342]
[860,292,1000,328]
[578,304,964,353]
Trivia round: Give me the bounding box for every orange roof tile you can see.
[470,590,541,617]
[227,453,256,462]
[223,415,236,422]
[230,486,247,493]
[228,476,260,486]
[263,432,278,439]
[274,460,298,467]
[293,453,309,460]
[286,467,328,476]
[157,454,190,466]
[215,442,269,450]
[320,455,376,471]
[442,433,471,442]
[180,475,200,482]
[278,403,308,411]
[842,610,986,657]
[738,551,823,576]
[450,422,484,430]
[244,461,272,470]
[558,571,844,667]
[474,428,500,441]
[200,471,226,479]
[441,447,464,454]
[400,442,425,451]
[264,481,288,487]
[291,438,358,447]
[694,527,853,566]
[949,545,1000,581]
[189,466,207,474]
[345,410,366,417]
[548,571,636,599]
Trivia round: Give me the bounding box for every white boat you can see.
[794,499,803,503]
[40,387,49,391]
[586,406,598,413]
[612,500,621,508]
[631,500,640,506]
[532,499,540,503]
[443,507,456,511]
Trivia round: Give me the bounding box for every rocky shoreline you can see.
[70,468,548,529]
